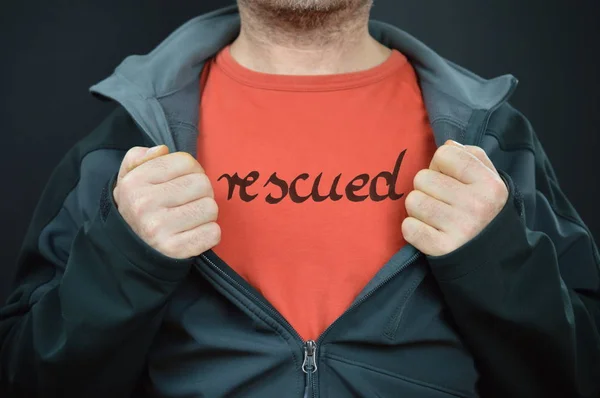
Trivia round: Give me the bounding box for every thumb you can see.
[118,145,170,181]
[444,140,497,174]
[463,146,497,174]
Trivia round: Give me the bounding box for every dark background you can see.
[1,0,599,302]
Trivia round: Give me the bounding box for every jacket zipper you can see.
[198,250,422,398]
[302,340,317,398]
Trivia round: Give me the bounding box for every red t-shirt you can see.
[197,45,437,341]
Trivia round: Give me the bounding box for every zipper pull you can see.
[302,340,318,373]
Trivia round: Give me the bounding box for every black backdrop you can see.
[1,0,599,302]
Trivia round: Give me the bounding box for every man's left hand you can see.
[402,140,509,257]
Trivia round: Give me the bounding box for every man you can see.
[1,1,599,397]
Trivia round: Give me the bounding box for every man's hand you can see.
[402,140,508,257]
[113,145,221,259]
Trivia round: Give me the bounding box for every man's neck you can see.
[231,0,391,75]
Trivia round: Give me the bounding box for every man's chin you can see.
[240,0,369,14]
[238,0,372,31]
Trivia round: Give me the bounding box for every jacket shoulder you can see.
[18,105,147,276]
[485,102,536,153]
[76,105,151,154]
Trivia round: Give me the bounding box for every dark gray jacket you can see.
[1,5,599,398]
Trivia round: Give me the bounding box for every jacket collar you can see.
[90,4,518,150]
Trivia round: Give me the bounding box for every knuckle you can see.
[469,146,486,157]
[191,223,221,253]
[473,192,499,220]
[119,173,136,189]
[112,185,122,204]
[431,145,455,169]
[130,194,151,217]
[201,197,219,220]
[174,173,201,190]
[476,148,488,160]
[459,221,478,238]
[401,218,413,239]
[178,203,198,221]
[151,156,171,172]
[439,239,457,255]
[201,174,215,197]
[404,191,416,208]
[466,152,481,168]
[196,172,212,190]
[188,172,212,195]
[470,198,488,217]
[490,178,508,200]
[131,145,145,153]
[205,222,222,245]
[436,144,454,159]
[124,146,143,159]
[173,197,218,225]
[438,174,454,191]
[405,190,419,209]
[402,217,421,241]
[156,240,180,259]
[168,173,212,197]
[140,216,161,239]
[176,152,203,172]
[413,169,428,188]
[188,197,217,221]
[456,160,472,181]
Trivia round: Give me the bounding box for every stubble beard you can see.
[238,0,373,37]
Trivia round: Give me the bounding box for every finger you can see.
[401,217,448,257]
[404,190,456,232]
[167,222,222,259]
[118,145,169,181]
[444,140,498,175]
[129,151,205,184]
[429,143,486,184]
[444,140,464,149]
[128,145,170,175]
[413,169,464,206]
[158,172,215,208]
[463,145,498,174]
[162,196,219,233]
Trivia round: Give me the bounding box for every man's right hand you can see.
[113,145,221,259]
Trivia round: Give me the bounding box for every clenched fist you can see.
[113,145,221,259]
[402,140,509,257]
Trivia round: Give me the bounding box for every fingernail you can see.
[448,140,464,147]
[146,145,162,155]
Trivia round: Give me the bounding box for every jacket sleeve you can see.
[0,106,195,397]
[426,105,600,398]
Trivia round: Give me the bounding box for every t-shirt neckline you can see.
[214,44,408,92]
